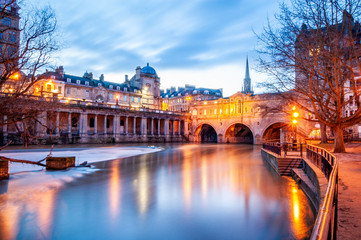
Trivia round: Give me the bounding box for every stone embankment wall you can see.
[261,149,328,213]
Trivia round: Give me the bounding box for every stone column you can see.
[104,115,107,135]
[36,111,47,137]
[172,120,175,136]
[2,116,8,142]
[133,117,136,134]
[67,112,71,134]
[178,120,181,135]
[114,115,120,136]
[56,112,60,136]
[184,120,188,136]
[141,117,146,135]
[80,112,87,136]
[158,119,160,135]
[151,118,154,135]
[165,119,169,135]
[125,116,128,134]
[94,114,98,134]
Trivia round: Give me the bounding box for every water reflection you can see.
[109,160,121,219]
[0,144,315,240]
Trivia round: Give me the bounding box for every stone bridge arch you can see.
[261,122,289,143]
[193,122,218,143]
[222,122,254,144]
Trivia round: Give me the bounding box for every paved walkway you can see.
[314,143,361,239]
[334,152,361,239]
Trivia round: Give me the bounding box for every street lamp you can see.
[291,106,299,143]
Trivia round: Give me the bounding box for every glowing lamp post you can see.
[291,107,299,143]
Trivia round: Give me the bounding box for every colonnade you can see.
[1,110,187,144]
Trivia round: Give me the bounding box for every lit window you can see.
[9,31,16,42]
[1,17,11,26]
[204,109,207,115]
[58,86,62,93]
[214,109,217,114]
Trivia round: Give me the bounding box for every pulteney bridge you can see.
[189,92,315,144]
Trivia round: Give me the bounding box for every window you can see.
[204,90,209,94]
[76,80,80,84]
[46,84,51,92]
[67,78,71,83]
[124,87,127,91]
[131,96,134,102]
[67,88,70,94]
[134,89,137,93]
[58,86,62,93]
[214,109,217,114]
[110,93,113,99]
[8,47,15,57]
[1,17,11,26]
[109,85,113,89]
[106,119,110,128]
[98,83,102,87]
[51,75,55,79]
[204,109,207,115]
[138,97,141,103]
[117,86,120,91]
[89,118,95,128]
[71,117,78,127]
[85,81,89,86]
[0,32,3,40]
[124,95,127,101]
[9,31,16,42]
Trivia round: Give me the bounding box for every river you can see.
[0,144,315,240]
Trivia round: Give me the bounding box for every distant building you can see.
[34,63,161,110]
[160,84,223,112]
[0,0,20,74]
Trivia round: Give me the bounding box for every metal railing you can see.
[262,142,304,157]
[307,144,338,240]
[262,142,281,155]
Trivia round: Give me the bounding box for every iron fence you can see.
[307,144,338,240]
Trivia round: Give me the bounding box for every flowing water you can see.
[0,144,315,240]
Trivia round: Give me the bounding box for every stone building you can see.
[0,0,20,75]
[160,85,222,112]
[33,63,162,110]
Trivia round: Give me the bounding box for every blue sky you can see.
[30,0,280,97]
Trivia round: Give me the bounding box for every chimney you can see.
[56,66,64,78]
[99,74,104,81]
[136,66,141,79]
[125,75,129,82]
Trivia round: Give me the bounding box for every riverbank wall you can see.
[261,149,328,213]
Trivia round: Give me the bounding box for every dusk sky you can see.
[30,0,281,97]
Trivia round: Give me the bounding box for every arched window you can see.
[71,117,78,127]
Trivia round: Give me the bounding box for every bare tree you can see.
[257,0,361,152]
[0,0,59,146]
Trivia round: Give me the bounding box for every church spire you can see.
[242,55,253,94]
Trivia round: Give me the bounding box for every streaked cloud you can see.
[29,0,280,96]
